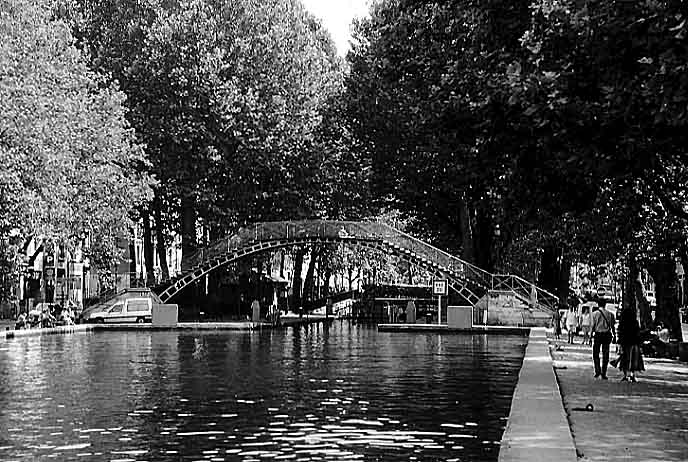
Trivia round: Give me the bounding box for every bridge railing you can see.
[371,223,494,290]
[492,274,559,312]
[366,223,558,311]
[184,221,396,272]
[181,220,558,311]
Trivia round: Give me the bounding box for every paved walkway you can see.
[549,335,688,462]
[499,328,577,462]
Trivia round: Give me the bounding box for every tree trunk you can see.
[558,258,571,306]
[538,246,570,308]
[205,223,223,315]
[316,264,321,299]
[622,259,636,318]
[474,206,494,272]
[255,257,264,300]
[128,229,136,286]
[153,196,169,280]
[181,194,196,258]
[142,210,155,286]
[678,246,688,312]
[649,256,683,341]
[538,246,556,292]
[458,197,474,263]
[622,253,652,330]
[303,247,318,304]
[291,248,306,315]
[323,269,332,298]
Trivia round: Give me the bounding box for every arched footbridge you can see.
[158,221,558,312]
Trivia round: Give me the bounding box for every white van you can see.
[88,298,152,324]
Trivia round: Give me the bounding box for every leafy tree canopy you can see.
[62,0,373,253]
[0,0,154,269]
[347,0,688,271]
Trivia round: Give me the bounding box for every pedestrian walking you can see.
[565,306,579,344]
[552,309,562,340]
[614,305,645,382]
[591,304,616,380]
[580,306,592,345]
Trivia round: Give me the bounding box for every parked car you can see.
[84,297,152,324]
[79,288,163,324]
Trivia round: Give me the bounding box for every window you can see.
[127,299,150,312]
[109,303,124,313]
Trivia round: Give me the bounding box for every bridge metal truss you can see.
[491,274,559,311]
[158,235,484,305]
[158,221,559,315]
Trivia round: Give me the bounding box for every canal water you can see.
[0,322,527,461]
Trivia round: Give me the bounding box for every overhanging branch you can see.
[640,170,688,221]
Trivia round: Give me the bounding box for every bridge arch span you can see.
[157,221,558,313]
[159,236,481,304]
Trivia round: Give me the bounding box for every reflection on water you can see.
[0,322,526,461]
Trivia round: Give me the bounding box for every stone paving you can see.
[499,328,577,462]
[549,334,688,462]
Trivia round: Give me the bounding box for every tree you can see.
[346,0,688,340]
[517,0,688,338]
[346,0,535,271]
[64,0,366,256]
[0,0,153,280]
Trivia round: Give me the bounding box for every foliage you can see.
[346,0,537,269]
[517,0,688,253]
[0,0,154,272]
[346,0,688,335]
[62,0,373,259]
[519,0,688,335]
[347,0,688,267]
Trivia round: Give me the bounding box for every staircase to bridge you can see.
[156,220,558,314]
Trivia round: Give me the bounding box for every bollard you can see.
[679,342,688,362]
[406,301,416,324]
[667,341,679,359]
[251,300,260,323]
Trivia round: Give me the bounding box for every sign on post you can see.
[433,279,448,325]
[433,279,448,296]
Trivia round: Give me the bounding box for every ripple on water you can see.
[0,324,526,461]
